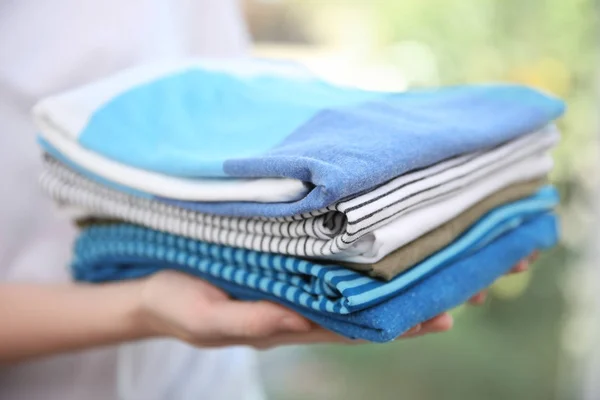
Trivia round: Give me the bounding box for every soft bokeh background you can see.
[241,1,600,399]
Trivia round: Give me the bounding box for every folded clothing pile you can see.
[35,59,565,342]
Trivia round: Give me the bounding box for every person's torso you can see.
[0,1,264,399]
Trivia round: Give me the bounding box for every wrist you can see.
[106,278,159,341]
[131,274,174,339]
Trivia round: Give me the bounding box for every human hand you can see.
[137,270,453,349]
[137,249,541,347]
[467,251,539,305]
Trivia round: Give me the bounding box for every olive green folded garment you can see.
[335,178,546,281]
[75,217,119,229]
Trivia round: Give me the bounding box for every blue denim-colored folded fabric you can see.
[71,190,559,342]
[209,213,558,342]
[35,60,565,217]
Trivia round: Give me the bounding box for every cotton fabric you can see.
[73,179,547,281]
[40,128,556,261]
[72,187,555,316]
[227,213,559,342]
[337,178,544,280]
[72,209,559,342]
[34,59,565,217]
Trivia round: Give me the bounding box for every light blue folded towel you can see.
[35,60,565,217]
[72,188,559,341]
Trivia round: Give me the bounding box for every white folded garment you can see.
[324,153,553,263]
[34,58,314,203]
[40,129,557,262]
[41,133,310,202]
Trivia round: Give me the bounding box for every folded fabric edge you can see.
[335,178,547,280]
[40,136,554,249]
[37,119,559,215]
[38,138,312,203]
[71,213,559,342]
[70,194,556,318]
[32,58,319,140]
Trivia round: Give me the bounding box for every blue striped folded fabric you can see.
[34,59,565,217]
[72,189,559,342]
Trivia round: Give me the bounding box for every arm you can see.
[2,249,538,363]
[0,271,453,364]
[0,280,148,363]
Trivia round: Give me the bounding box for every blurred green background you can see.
[243,1,599,399]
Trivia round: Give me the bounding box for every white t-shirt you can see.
[0,1,265,399]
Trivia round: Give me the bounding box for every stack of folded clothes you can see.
[34,59,565,342]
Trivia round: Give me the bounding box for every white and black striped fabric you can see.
[40,128,558,260]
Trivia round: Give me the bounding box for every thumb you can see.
[208,300,313,339]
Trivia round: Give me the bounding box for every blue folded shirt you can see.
[35,60,565,217]
[72,189,559,341]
